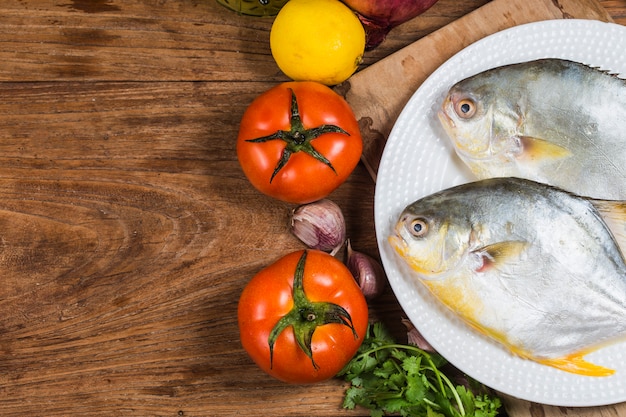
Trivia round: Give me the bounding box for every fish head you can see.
[388,203,471,281]
[438,79,523,168]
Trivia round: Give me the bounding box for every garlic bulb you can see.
[402,318,435,352]
[346,239,386,300]
[291,199,346,256]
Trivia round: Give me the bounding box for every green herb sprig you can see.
[338,322,503,417]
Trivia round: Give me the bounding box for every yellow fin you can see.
[535,352,615,377]
[591,200,626,256]
[457,324,616,377]
[519,136,572,161]
[475,241,528,272]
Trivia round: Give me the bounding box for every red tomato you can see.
[238,249,368,384]
[237,81,363,204]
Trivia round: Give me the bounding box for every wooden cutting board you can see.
[339,0,626,416]
[339,0,613,181]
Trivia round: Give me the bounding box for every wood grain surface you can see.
[0,1,624,416]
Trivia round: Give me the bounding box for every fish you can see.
[388,177,626,376]
[438,58,626,200]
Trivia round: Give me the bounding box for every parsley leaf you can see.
[337,322,504,417]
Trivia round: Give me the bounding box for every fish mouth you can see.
[388,234,431,279]
[388,230,408,260]
[437,109,486,161]
[437,107,455,133]
[388,223,462,282]
[438,100,498,162]
[387,227,429,277]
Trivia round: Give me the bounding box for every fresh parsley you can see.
[337,322,503,417]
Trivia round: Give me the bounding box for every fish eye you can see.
[455,98,476,119]
[408,218,428,238]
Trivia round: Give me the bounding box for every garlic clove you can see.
[346,239,386,300]
[401,318,436,353]
[291,199,346,256]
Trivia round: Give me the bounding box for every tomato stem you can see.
[267,250,358,371]
[245,89,350,183]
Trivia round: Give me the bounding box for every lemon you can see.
[270,0,365,86]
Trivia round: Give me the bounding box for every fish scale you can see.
[389,177,626,376]
[438,58,626,200]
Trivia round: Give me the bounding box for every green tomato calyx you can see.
[245,88,350,183]
[267,250,358,370]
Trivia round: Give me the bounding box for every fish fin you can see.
[518,136,572,162]
[535,352,615,377]
[590,200,626,256]
[453,316,615,377]
[474,241,528,272]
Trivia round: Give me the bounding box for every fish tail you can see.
[536,352,615,377]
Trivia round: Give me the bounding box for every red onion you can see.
[341,0,439,49]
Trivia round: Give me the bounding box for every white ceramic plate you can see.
[374,19,626,407]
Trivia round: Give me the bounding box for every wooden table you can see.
[0,1,624,416]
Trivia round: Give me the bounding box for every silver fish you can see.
[389,177,626,376]
[438,58,626,200]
